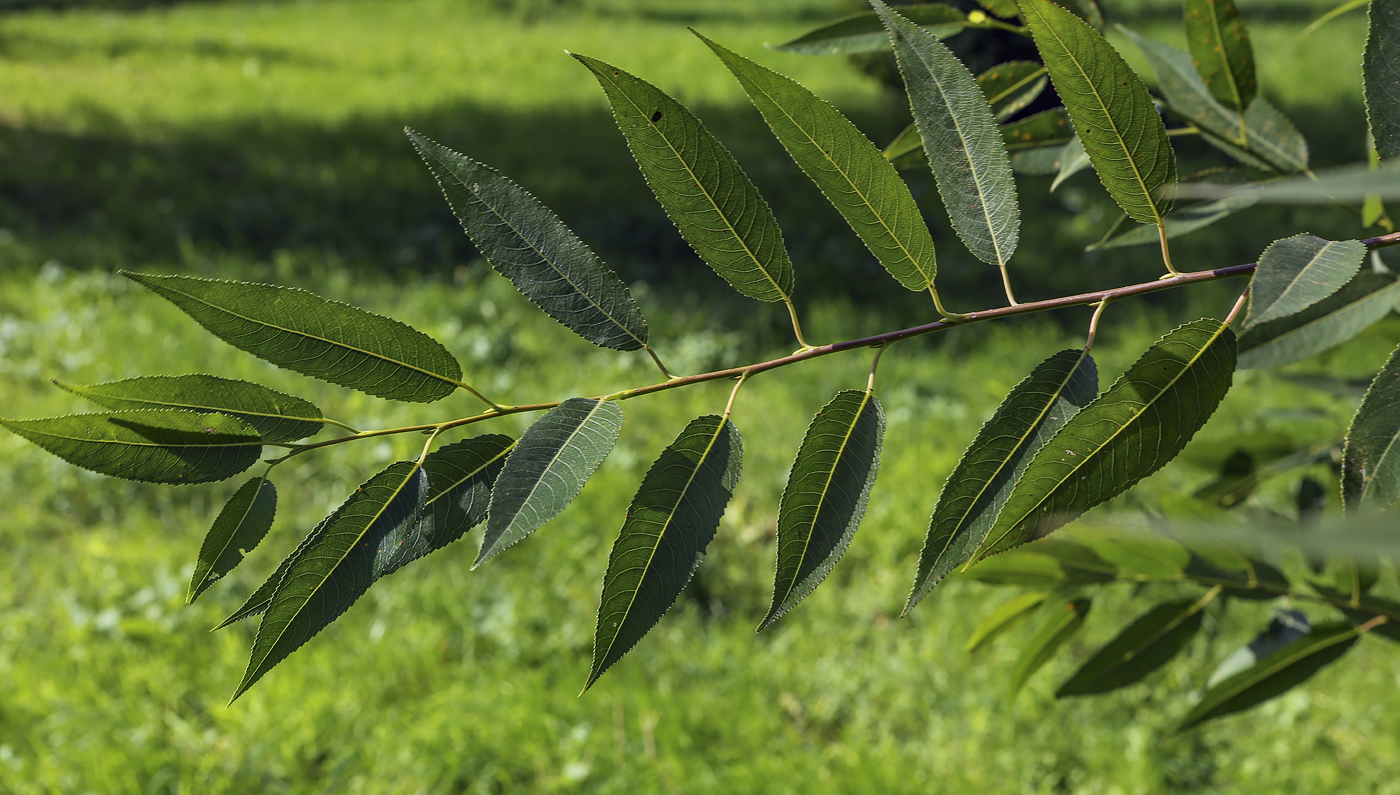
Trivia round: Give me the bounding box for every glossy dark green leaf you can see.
[187,476,276,604]
[1057,597,1206,697]
[1178,622,1359,730]
[761,390,884,629]
[1089,193,1257,250]
[978,61,1049,121]
[1019,0,1175,225]
[573,53,794,304]
[768,4,966,54]
[1184,0,1256,112]
[876,1,1020,270]
[1248,234,1366,328]
[1,410,262,485]
[966,591,1048,652]
[1238,272,1400,369]
[213,513,326,630]
[1342,342,1400,511]
[1009,596,1091,700]
[230,461,427,702]
[585,415,742,691]
[54,374,323,443]
[975,319,1236,561]
[406,130,649,352]
[479,398,624,567]
[906,349,1097,613]
[1364,0,1400,160]
[699,33,938,293]
[1050,136,1091,191]
[121,272,463,403]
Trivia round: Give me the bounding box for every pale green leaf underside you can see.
[406,129,649,352]
[1366,0,1400,160]
[574,53,793,303]
[1056,597,1204,697]
[1238,273,1400,369]
[55,374,323,443]
[762,389,884,630]
[586,415,742,691]
[768,4,966,55]
[1020,0,1175,225]
[1184,0,1257,112]
[1342,343,1400,511]
[188,476,276,604]
[479,398,624,567]
[1009,597,1091,699]
[1,410,262,485]
[700,32,937,292]
[122,272,462,403]
[1248,234,1366,327]
[966,591,1048,652]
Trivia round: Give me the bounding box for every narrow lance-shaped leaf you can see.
[1366,0,1400,160]
[585,415,742,691]
[974,319,1236,562]
[979,61,1049,121]
[1089,192,1257,250]
[188,476,276,604]
[876,0,1020,271]
[1248,234,1366,328]
[768,4,966,55]
[1002,108,1075,174]
[122,273,463,404]
[761,389,884,630]
[54,374,323,443]
[966,591,1049,652]
[230,461,427,702]
[1184,0,1257,114]
[1342,342,1400,511]
[697,32,938,293]
[1173,161,1400,204]
[214,509,329,630]
[1050,136,1091,191]
[1238,272,1400,369]
[406,129,649,352]
[1019,0,1175,225]
[1056,596,1208,697]
[906,349,1097,613]
[1,410,263,485]
[573,53,794,304]
[1009,596,1091,700]
[479,398,624,567]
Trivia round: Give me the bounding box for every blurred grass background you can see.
[2,0,1398,792]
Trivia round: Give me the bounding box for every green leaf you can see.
[1009,596,1091,700]
[230,461,427,702]
[1079,529,1190,581]
[122,273,463,404]
[1238,272,1400,369]
[1,410,262,485]
[877,1,1020,271]
[406,130,649,352]
[1310,586,1400,644]
[479,398,624,567]
[883,122,926,170]
[54,374,323,443]
[698,33,938,293]
[1178,622,1360,730]
[768,4,966,55]
[761,390,884,629]
[1173,161,1400,204]
[1184,0,1256,113]
[960,548,1116,587]
[1364,0,1400,160]
[1056,596,1206,697]
[573,53,794,304]
[213,515,324,630]
[1019,0,1175,225]
[187,476,276,604]
[1050,135,1091,191]
[585,415,742,691]
[1089,193,1258,250]
[979,61,1049,121]
[966,591,1049,652]
[974,319,1237,561]
[1248,234,1366,328]
[1060,0,1104,29]
[1342,342,1400,511]
[979,0,1021,19]
[1002,108,1075,175]
[906,349,1097,613]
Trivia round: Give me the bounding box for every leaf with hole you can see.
[967,591,1049,652]
[188,476,276,604]
[768,4,966,55]
[1057,596,1207,697]
[1238,272,1400,369]
[1009,596,1091,700]
[1248,234,1366,328]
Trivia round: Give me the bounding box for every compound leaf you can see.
[1364,0,1400,160]
[1238,272,1400,369]
[1342,343,1400,510]
[769,4,966,55]
[188,476,276,604]
[1009,596,1091,700]
[1057,596,1206,697]
[1184,0,1256,113]
[1248,234,1366,327]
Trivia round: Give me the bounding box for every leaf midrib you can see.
[1259,240,1348,321]
[492,400,613,542]
[1247,280,1400,357]
[1196,625,1357,711]
[425,441,516,509]
[1199,0,1247,112]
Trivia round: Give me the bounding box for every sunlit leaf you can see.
[1056,596,1207,697]
[1365,0,1400,160]
[1248,234,1366,327]
[978,61,1049,121]
[1079,529,1189,580]
[966,591,1048,652]
[768,4,966,55]
[960,548,1116,587]
[1238,272,1400,369]
[213,513,325,630]
[1008,596,1091,700]
[1184,0,1256,113]
[187,476,276,604]
[1342,342,1400,510]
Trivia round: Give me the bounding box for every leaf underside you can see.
[1342,343,1400,511]
[1247,234,1365,328]
[188,476,277,604]
[1238,272,1400,369]
[1366,0,1400,160]
[1057,597,1205,697]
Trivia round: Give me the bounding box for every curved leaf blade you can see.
[121,273,463,403]
[1342,343,1400,511]
[1056,596,1206,697]
[1238,272,1400,369]
[214,514,326,630]
[768,4,966,55]
[573,53,793,303]
[479,398,624,567]
[188,476,276,604]
[761,390,885,630]
[1,410,262,485]
[1366,0,1400,160]
[406,130,649,352]
[967,591,1048,652]
[1009,596,1091,700]
[979,61,1049,121]
[1184,0,1256,112]
[586,415,742,691]
[1248,234,1366,328]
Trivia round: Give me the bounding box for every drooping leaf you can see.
[230,461,427,701]
[1310,586,1400,644]
[1050,136,1091,191]
[406,130,649,352]
[768,4,966,55]
[761,390,884,629]
[585,415,742,690]
[1184,0,1256,113]
[187,476,276,604]
[1089,193,1258,250]
[974,319,1236,561]
[1364,0,1400,160]
[1248,234,1366,327]
[1,410,263,485]
[1342,342,1400,511]
[978,61,1050,121]
[1179,622,1359,730]
[966,591,1049,652]
[1173,161,1400,204]
[478,398,624,567]
[214,513,327,630]
[573,53,794,304]
[1019,0,1175,225]
[1009,596,1091,700]
[698,33,938,293]
[877,0,1020,270]
[1237,272,1400,369]
[121,273,463,403]
[54,374,323,443]
[1002,108,1075,175]
[1056,596,1207,697]
[906,349,1097,613]
[1077,528,1191,580]
[960,547,1116,587]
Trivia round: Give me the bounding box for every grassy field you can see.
[2,0,1399,793]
